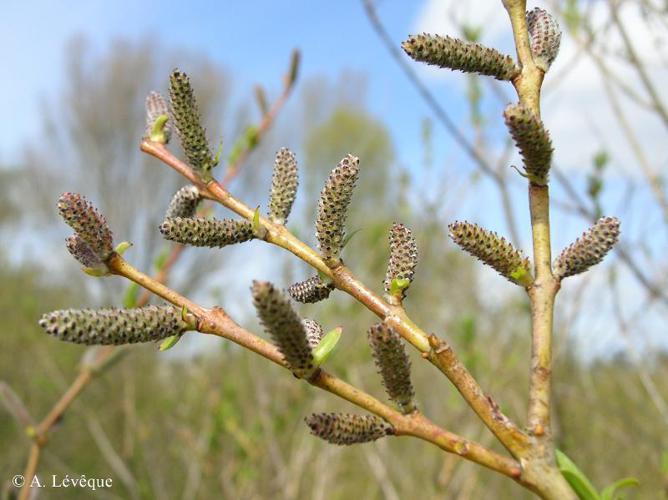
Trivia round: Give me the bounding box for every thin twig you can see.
[141,140,531,456]
[106,253,523,480]
[361,0,522,245]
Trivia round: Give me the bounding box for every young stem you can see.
[527,185,557,435]
[504,0,576,498]
[19,445,41,500]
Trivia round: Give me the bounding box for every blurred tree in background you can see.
[2,1,668,498]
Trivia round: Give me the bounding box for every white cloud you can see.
[412,0,668,177]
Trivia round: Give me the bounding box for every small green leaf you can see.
[252,206,261,233]
[25,426,36,438]
[150,113,169,143]
[593,150,609,171]
[389,278,410,296]
[114,241,133,255]
[600,477,639,500]
[245,125,259,149]
[227,140,244,167]
[509,266,533,286]
[312,327,342,366]
[153,247,170,271]
[159,335,182,352]
[556,450,600,500]
[287,49,300,86]
[341,228,364,249]
[123,283,140,308]
[213,140,224,167]
[661,451,668,473]
[83,266,110,277]
[254,85,269,115]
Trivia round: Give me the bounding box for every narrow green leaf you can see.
[317,269,333,286]
[153,247,170,271]
[245,125,259,149]
[159,335,182,352]
[149,113,170,143]
[313,327,342,366]
[123,283,140,308]
[341,227,364,249]
[213,140,224,167]
[287,49,300,86]
[509,266,533,286]
[561,471,600,500]
[114,241,133,255]
[252,206,261,233]
[389,278,410,296]
[83,267,110,277]
[661,451,668,473]
[556,450,600,500]
[600,477,639,500]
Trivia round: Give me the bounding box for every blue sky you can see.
[2,1,667,356]
[1,1,437,166]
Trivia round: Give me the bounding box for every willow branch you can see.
[503,0,557,438]
[107,253,522,480]
[140,140,530,455]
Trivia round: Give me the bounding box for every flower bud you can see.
[368,322,415,413]
[169,70,216,179]
[402,34,520,81]
[316,154,360,263]
[66,234,105,270]
[384,223,418,300]
[305,413,394,445]
[268,148,299,224]
[57,193,113,261]
[165,186,201,219]
[251,280,314,378]
[288,276,334,304]
[449,221,533,286]
[554,217,620,280]
[527,8,561,72]
[160,217,253,248]
[39,305,190,345]
[144,91,172,143]
[504,104,553,185]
